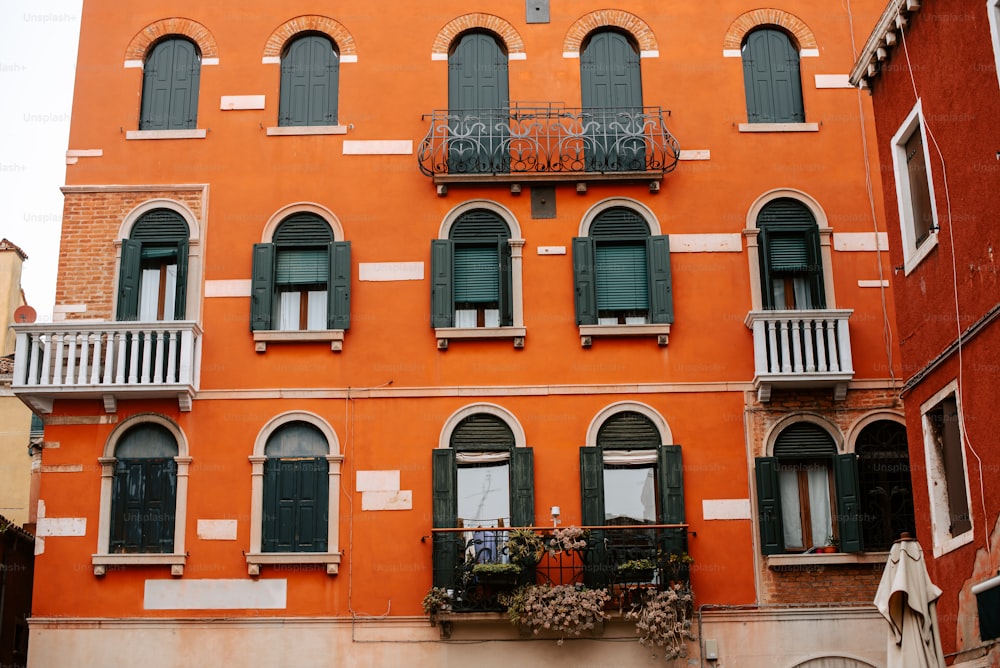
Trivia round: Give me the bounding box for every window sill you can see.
[766,551,889,569]
[902,232,939,276]
[932,529,974,558]
[266,125,348,136]
[92,553,187,576]
[435,326,526,350]
[245,552,342,575]
[738,123,819,133]
[579,323,671,347]
[253,329,345,352]
[125,129,207,140]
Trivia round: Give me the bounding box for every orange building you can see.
[15,2,912,665]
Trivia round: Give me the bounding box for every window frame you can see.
[247,411,344,575]
[93,414,190,576]
[891,101,940,274]
[989,0,1000,90]
[137,36,202,133]
[921,381,975,557]
[756,198,826,310]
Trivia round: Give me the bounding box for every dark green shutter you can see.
[329,241,351,330]
[509,447,534,526]
[580,447,607,586]
[658,445,686,555]
[647,235,674,324]
[498,237,513,326]
[432,448,458,587]
[111,459,175,553]
[595,244,648,310]
[250,243,275,331]
[173,238,189,319]
[581,31,644,171]
[430,240,454,328]
[117,239,143,321]
[447,32,509,173]
[140,38,200,130]
[453,246,499,302]
[572,237,597,325]
[742,29,804,124]
[834,454,863,553]
[280,35,339,127]
[262,458,328,553]
[755,457,785,555]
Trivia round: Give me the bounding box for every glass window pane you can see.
[603,466,656,524]
[779,468,803,548]
[163,264,177,320]
[457,463,510,528]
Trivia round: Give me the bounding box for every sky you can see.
[1,0,83,323]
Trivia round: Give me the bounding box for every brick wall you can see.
[764,562,884,604]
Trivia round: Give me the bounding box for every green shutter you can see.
[447,33,509,173]
[280,35,339,127]
[834,454,863,553]
[572,237,597,325]
[453,246,499,303]
[658,445,686,555]
[580,31,644,171]
[250,244,275,331]
[647,235,674,324]
[275,248,328,285]
[509,447,534,527]
[595,244,648,311]
[329,241,351,330]
[140,38,200,130]
[430,240,454,328]
[262,458,327,553]
[498,237,513,326]
[173,238,189,320]
[117,239,143,321]
[755,457,785,555]
[742,29,803,124]
[262,458,279,551]
[580,447,607,586]
[432,448,458,588]
[110,459,175,553]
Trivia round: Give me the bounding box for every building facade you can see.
[851,1,1000,665]
[16,2,911,666]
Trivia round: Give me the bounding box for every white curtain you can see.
[779,468,804,548]
[808,467,833,547]
[279,292,299,330]
[307,290,327,330]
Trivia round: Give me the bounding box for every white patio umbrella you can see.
[874,534,946,668]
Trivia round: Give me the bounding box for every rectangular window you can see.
[139,263,177,321]
[891,102,939,273]
[778,462,833,550]
[603,465,657,525]
[922,382,974,555]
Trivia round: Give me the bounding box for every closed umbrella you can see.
[874,535,946,668]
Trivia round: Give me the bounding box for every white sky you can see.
[0,1,83,323]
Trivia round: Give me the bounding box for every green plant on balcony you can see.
[625,584,696,661]
[617,557,657,582]
[422,586,453,616]
[501,584,610,644]
[471,561,523,586]
[505,528,546,566]
[663,551,694,583]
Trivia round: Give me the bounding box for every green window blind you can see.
[595,244,648,310]
[275,248,328,285]
[454,246,499,303]
[767,234,810,272]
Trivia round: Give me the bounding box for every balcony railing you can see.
[745,309,854,401]
[12,321,201,413]
[431,524,689,615]
[418,104,680,186]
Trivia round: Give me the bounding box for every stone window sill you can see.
[245,552,342,575]
[902,232,939,276]
[579,323,671,347]
[766,551,889,569]
[125,129,207,140]
[738,123,819,133]
[266,125,348,136]
[253,330,345,352]
[92,553,187,576]
[435,327,526,350]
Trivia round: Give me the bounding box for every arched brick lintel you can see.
[563,10,658,53]
[431,14,526,56]
[263,15,358,58]
[125,18,219,60]
[723,9,817,50]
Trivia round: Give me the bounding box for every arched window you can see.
[262,422,329,552]
[573,207,673,325]
[110,423,179,553]
[757,198,824,310]
[431,210,512,328]
[447,31,509,173]
[279,33,340,127]
[117,208,190,321]
[856,420,915,551]
[139,37,201,130]
[742,28,804,123]
[580,30,644,170]
[251,212,351,331]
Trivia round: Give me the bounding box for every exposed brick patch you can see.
[562,10,658,53]
[431,14,525,56]
[56,190,204,321]
[262,15,358,58]
[723,9,817,50]
[124,18,219,61]
[763,562,884,604]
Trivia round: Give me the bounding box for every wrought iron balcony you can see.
[418,104,680,188]
[431,524,689,616]
[745,309,855,402]
[12,321,202,413]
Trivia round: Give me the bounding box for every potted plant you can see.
[506,528,546,566]
[625,584,696,660]
[471,561,523,585]
[617,558,657,582]
[547,526,590,554]
[503,584,610,644]
[422,586,453,622]
[818,536,838,553]
[664,552,694,584]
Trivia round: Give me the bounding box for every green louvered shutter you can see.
[834,454,863,553]
[262,458,280,551]
[430,240,454,328]
[658,445,686,555]
[173,238,189,320]
[147,459,177,553]
[509,447,534,527]
[647,235,674,324]
[454,246,499,303]
[742,29,803,124]
[581,30,643,171]
[250,243,275,331]
[140,38,200,130]
[447,32,509,173]
[572,237,597,325]
[755,457,785,555]
[580,447,607,586]
[596,244,648,311]
[280,35,339,127]
[498,237,513,326]
[432,448,458,587]
[329,241,351,330]
[110,459,175,553]
[262,458,326,553]
[117,239,143,321]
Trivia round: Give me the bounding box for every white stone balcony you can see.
[745,309,854,402]
[12,321,201,413]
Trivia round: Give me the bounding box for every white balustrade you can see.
[747,309,854,388]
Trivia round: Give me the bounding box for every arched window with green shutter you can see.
[447,31,509,173]
[757,198,824,310]
[279,33,340,127]
[251,213,351,331]
[139,37,201,130]
[117,209,190,321]
[110,424,178,553]
[580,30,644,171]
[262,422,329,553]
[742,28,804,123]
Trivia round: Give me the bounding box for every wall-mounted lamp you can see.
[550,506,561,527]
